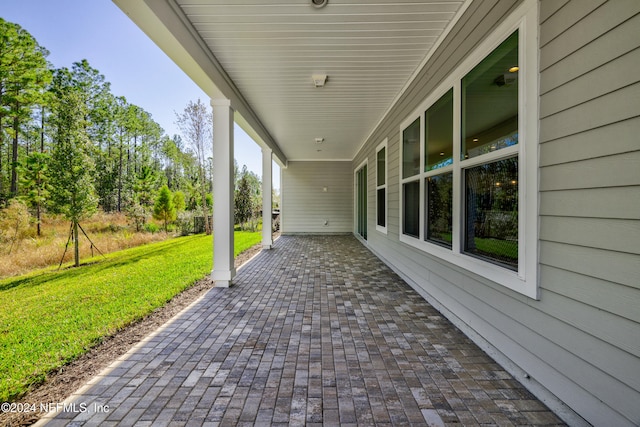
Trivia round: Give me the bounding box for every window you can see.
[402,118,420,237]
[425,89,453,248]
[398,0,538,299]
[402,118,420,179]
[425,89,453,171]
[403,181,420,238]
[462,31,519,160]
[464,158,518,270]
[426,172,453,248]
[462,30,519,269]
[376,140,387,233]
[355,161,367,240]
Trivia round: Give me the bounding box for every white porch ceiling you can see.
[115,0,467,163]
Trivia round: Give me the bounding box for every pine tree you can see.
[0,18,206,218]
[0,18,51,200]
[17,151,50,236]
[175,99,212,234]
[134,165,157,208]
[234,165,261,231]
[153,185,175,232]
[235,174,253,231]
[173,190,186,213]
[48,86,98,267]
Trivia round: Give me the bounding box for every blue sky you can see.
[1,0,278,183]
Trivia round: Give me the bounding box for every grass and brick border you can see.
[0,231,261,402]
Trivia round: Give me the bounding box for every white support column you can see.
[262,147,273,249]
[211,98,235,287]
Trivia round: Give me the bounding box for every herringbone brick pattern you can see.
[40,235,564,426]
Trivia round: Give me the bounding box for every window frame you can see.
[376,139,388,234]
[398,0,539,299]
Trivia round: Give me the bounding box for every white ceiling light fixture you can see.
[312,74,327,88]
[311,0,328,9]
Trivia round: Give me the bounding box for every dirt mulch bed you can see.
[0,238,271,427]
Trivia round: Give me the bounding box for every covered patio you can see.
[89,1,639,424]
[38,236,563,426]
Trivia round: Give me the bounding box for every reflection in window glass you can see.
[425,89,453,171]
[403,181,420,238]
[426,173,453,248]
[377,188,386,227]
[464,157,518,270]
[377,147,385,186]
[462,31,519,160]
[376,146,386,228]
[402,118,420,178]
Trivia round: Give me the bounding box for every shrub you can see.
[0,200,33,252]
[176,210,195,236]
[106,223,125,233]
[173,191,186,213]
[153,185,176,232]
[144,222,160,233]
[126,203,148,232]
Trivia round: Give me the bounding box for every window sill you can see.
[399,233,538,299]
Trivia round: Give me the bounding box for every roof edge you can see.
[352,0,474,160]
[112,0,287,165]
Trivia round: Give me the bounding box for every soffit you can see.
[172,0,467,161]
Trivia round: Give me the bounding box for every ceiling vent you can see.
[312,74,327,88]
[311,0,328,8]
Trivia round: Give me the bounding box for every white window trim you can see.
[398,0,539,299]
[375,139,388,234]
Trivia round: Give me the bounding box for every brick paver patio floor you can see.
[39,235,565,426]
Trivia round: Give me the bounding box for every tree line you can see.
[0,18,266,265]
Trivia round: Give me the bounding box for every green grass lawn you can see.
[0,231,261,402]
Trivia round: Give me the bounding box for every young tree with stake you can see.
[48,83,98,267]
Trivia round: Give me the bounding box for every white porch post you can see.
[211,98,236,287]
[262,147,273,249]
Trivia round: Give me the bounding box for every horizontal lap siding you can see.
[538,2,640,424]
[353,0,640,425]
[282,161,352,234]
